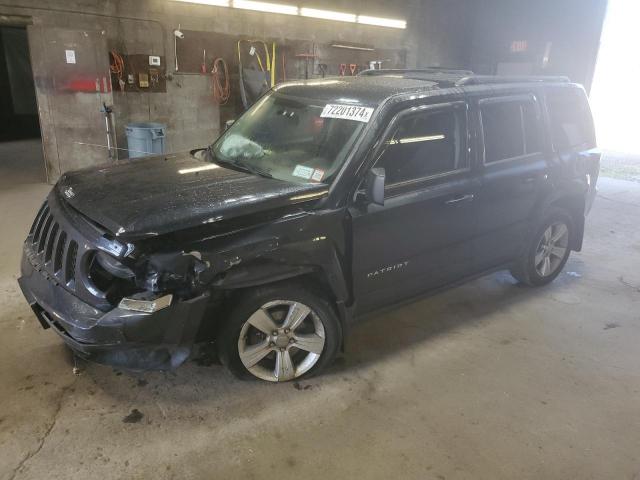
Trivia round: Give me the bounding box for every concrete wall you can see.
[0,0,606,183]
[468,0,607,91]
[0,0,472,183]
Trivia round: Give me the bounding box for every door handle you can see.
[445,194,474,205]
[522,173,548,184]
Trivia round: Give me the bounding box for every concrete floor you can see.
[0,140,47,187]
[1,171,639,480]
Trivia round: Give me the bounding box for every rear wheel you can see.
[218,283,341,382]
[511,208,573,286]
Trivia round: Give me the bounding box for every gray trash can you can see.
[125,122,166,158]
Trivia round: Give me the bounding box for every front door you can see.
[350,100,480,315]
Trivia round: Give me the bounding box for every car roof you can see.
[273,71,574,107]
[273,76,440,106]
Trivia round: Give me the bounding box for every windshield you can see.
[210,91,370,184]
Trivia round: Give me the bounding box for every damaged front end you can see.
[18,165,336,371]
[18,191,212,370]
[122,250,210,313]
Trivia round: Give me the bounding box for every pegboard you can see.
[109,53,167,93]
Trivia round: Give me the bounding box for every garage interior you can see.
[1,0,639,479]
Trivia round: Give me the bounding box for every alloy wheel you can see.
[237,300,326,382]
[534,221,569,277]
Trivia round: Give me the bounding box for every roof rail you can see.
[359,68,475,77]
[455,75,571,86]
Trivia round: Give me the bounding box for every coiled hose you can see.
[212,57,230,105]
[109,50,125,92]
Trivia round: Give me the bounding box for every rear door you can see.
[472,92,551,271]
[349,100,480,314]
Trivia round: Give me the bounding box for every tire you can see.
[510,207,573,287]
[218,282,342,382]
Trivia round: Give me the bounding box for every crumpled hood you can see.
[56,152,327,241]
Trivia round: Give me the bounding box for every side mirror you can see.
[224,119,235,131]
[365,168,385,206]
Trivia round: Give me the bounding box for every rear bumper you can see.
[18,250,209,370]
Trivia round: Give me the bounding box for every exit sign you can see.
[510,40,528,53]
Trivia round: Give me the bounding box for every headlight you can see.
[96,251,135,279]
[118,294,173,313]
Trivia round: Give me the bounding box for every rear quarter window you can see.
[546,88,595,150]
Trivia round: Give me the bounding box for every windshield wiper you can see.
[233,159,273,179]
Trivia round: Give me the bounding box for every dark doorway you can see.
[0,25,45,185]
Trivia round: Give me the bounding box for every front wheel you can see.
[218,283,342,382]
[510,208,573,286]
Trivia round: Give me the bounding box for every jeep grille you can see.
[24,194,124,311]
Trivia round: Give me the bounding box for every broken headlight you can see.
[87,251,139,305]
[95,251,135,279]
[139,252,209,295]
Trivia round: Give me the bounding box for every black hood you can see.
[56,152,327,241]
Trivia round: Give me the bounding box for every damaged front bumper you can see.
[18,253,210,370]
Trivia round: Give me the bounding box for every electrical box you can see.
[149,55,161,66]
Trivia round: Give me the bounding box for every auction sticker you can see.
[321,104,374,123]
[293,165,314,179]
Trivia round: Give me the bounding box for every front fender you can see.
[209,236,350,304]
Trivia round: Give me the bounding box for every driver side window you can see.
[374,106,467,187]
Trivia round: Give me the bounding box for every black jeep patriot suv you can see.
[18,70,600,382]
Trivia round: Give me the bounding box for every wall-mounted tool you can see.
[281,53,287,82]
[295,53,316,80]
[271,42,276,87]
[173,25,184,71]
[201,49,207,74]
[238,40,272,110]
[212,57,230,105]
[339,63,347,77]
[349,63,357,76]
[318,63,327,78]
[109,50,125,92]
[100,103,116,161]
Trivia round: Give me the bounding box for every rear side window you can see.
[546,89,594,150]
[481,97,544,163]
[375,106,467,186]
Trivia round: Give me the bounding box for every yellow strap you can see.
[238,39,275,79]
[271,42,276,87]
[255,54,264,71]
[237,40,242,64]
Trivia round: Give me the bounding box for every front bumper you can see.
[18,251,209,370]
